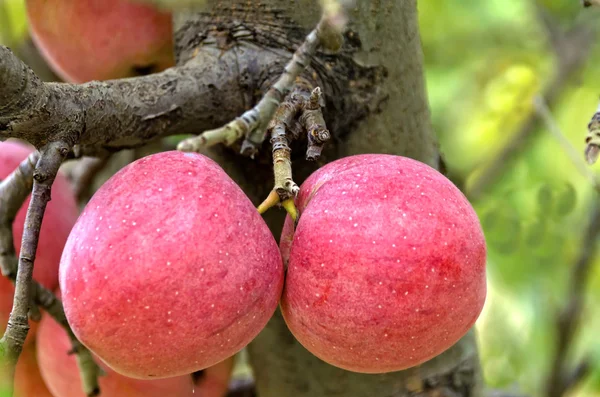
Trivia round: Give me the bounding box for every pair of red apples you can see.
[56,150,486,380]
[11,0,486,392]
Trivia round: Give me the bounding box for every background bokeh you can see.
[1,0,600,396]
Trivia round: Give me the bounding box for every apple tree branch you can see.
[0,151,102,395]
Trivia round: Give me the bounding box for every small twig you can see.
[561,358,593,393]
[256,84,330,220]
[533,96,600,190]
[0,141,69,382]
[0,148,102,396]
[269,100,300,200]
[177,8,344,157]
[0,152,39,320]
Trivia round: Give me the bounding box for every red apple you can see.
[280,154,487,373]
[12,341,53,397]
[26,0,174,83]
[37,311,197,397]
[59,151,284,379]
[0,141,78,341]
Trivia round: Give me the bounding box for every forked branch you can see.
[0,141,102,396]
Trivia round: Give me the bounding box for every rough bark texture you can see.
[0,0,484,395]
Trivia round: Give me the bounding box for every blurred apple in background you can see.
[26,0,175,83]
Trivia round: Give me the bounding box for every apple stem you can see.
[257,191,280,215]
[0,142,102,397]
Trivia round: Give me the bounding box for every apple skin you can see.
[280,154,487,373]
[26,0,174,83]
[0,141,78,340]
[59,151,284,379]
[37,311,197,397]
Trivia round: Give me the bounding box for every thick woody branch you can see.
[270,101,300,200]
[0,44,265,155]
[177,12,343,157]
[302,87,330,161]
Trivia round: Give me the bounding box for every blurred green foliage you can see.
[2,0,600,396]
[0,0,27,47]
[420,0,600,395]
